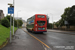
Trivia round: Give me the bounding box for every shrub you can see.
[1,18,10,28]
[0,20,1,24]
[6,15,13,25]
[47,23,53,29]
[14,19,17,27]
[17,20,23,27]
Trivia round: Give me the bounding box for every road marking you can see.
[45,48,47,50]
[22,29,50,49]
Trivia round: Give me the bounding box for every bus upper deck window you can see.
[37,15,45,18]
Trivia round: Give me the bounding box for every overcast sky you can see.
[0,0,75,23]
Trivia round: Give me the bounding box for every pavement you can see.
[47,29,75,32]
[1,28,75,50]
[1,29,45,50]
[47,29,75,35]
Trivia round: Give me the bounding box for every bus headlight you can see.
[43,28,45,30]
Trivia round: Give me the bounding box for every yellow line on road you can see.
[22,29,50,48]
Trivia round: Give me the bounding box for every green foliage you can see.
[47,23,53,29]
[14,19,23,28]
[67,5,75,25]
[60,7,71,26]
[59,19,65,26]
[47,23,50,29]
[6,15,13,25]
[55,22,59,27]
[0,24,9,45]
[6,15,10,21]
[0,14,23,28]
[56,5,75,26]
[0,20,1,24]
[5,15,23,27]
[1,18,10,28]
[17,19,23,28]
[61,5,75,26]
[14,19,17,27]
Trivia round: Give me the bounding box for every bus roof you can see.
[27,14,47,21]
[35,14,46,16]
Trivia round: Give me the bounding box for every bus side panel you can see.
[33,15,37,32]
[27,20,35,31]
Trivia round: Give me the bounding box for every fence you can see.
[54,25,75,31]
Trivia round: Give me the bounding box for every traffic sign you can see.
[8,7,14,14]
[64,21,68,24]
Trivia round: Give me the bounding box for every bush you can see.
[17,19,23,27]
[13,19,23,28]
[47,23,53,29]
[14,19,17,27]
[6,15,13,25]
[1,18,10,28]
[0,20,1,24]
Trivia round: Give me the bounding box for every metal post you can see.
[50,13,53,29]
[17,12,18,28]
[17,19,18,28]
[13,0,14,35]
[13,14,14,35]
[52,15,53,29]
[17,10,21,29]
[10,14,12,43]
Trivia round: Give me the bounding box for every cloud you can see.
[0,0,75,23]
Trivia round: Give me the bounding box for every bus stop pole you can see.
[13,0,14,35]
[10,14,12,43]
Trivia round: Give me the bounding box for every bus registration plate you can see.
[38,28,45,30]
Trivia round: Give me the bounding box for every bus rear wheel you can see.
[32,29,34,33]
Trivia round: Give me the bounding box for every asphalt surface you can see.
[1,29,45,50]
[47,29,75,35]
[1,28,75,50]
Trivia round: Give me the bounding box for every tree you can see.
[6,15,13,25]
[67,5,75,25]
[1,18,10,28]
[54,22,59,28]
[17,19,23,27]
[55,5,75,27]
[58,7,71,26]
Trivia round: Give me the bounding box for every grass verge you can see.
[0,24,17,46]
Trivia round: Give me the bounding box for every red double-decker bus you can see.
[26,14,47,33]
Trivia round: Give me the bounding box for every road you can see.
[1,28,75,50]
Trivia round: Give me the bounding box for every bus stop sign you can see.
[8,7,14,14]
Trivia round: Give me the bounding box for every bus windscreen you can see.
[37,21,45,26]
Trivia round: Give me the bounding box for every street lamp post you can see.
[17,10,21,28]
[52,14,53,29]
[50,13,53,29]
